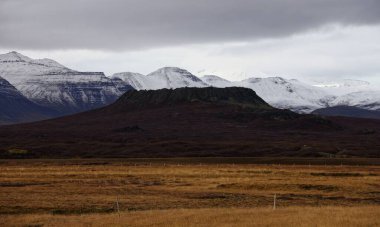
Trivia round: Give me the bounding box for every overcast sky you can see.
[1,0,380,84]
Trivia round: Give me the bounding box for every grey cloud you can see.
[0,0,379,50]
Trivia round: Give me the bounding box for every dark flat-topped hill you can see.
[0,87,379,158]
[114,87,271,109]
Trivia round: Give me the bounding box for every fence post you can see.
[273,194,276,210]
[116,196,120,217]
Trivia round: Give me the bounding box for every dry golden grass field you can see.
[0,158,379,226]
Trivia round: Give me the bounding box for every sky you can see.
[1,0,380,84]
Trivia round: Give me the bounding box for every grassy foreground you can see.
[0,159,379,226]
[2,206,380,227]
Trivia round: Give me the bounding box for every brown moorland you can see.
[0,159,379,226]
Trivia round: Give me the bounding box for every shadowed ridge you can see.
[312,106,380,119]
[113,87,272,109]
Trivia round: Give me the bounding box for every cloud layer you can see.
[1,0,380,50]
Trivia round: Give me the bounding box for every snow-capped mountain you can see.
[202,75,380,114]
[200,75,234,88]
[201,75,334,113]
[1,51,378,117]
[114,68,380,114]
[312,79,373,96]
[112,67,208,90]
[0,76,56,125]
[329,91,380,111]
[0,51,72,84]
[235,77,334,113]
[112,72,152,90]
[0,52,133,114]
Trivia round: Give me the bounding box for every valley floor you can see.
[0,158,379,226]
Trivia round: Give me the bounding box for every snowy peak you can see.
[0,51,32,62]
[112,67,208,90]
[201,75,234,88]
[0,52,134,115]
[330,91,380,111]
[147,67,207,88]
[148,67,200,81]
[112,72,147,90]
[0,51,66,69]
[0,51,72,85]
[237,76,332,113]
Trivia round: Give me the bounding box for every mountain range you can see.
[1,87,378,158]
[0,52,133,119]
[112,70,379,114]
[0,51,379,124]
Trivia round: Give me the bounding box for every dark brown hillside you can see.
[0,87,379,158]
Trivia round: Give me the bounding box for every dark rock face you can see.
[114,87,272,109]
[0,77,57,125]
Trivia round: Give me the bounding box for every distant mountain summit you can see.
[0,51,133,115]
[112,67,207,90]
[330,91,380,111]
[0,51,71,84]
[200,75,234,88]
[0,76,56,125]
[236,77,334,113]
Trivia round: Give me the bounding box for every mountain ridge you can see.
[0,51,134,115]
[0,76,57,125]
[0,87,379,158]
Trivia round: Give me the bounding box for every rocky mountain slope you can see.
[0,76,56,125]
[0,52,133,114]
